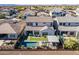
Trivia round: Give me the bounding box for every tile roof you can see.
[26,16,54,22]
[57,16,79,22]
[59,26,79,31]
[0,19,26,34]
[25,26,54,31]
[25,26,44,31]
[0,23,16,34]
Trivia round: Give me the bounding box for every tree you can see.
[15,6,26,11]
[63,6,77,10]
[53,20,58,30]
[0,14,5,19]
[64,37,79,49]
[53,20,59,35]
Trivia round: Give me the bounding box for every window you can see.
[59,23,62,25]
[53,43,57,46]
[27,22,33,26]
[63,23,65,26]
[0,34,8,38]
[36,22,38,26]
[70,32,74,35]
[68,23,70,26]
[10,34,15,38]
[61,31,67,35]
[34,31,39,34]
[43,22,46,24]
[42,32,48,35]
[50,22,53,26]
[65,23,69,26]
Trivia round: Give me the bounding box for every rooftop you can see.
[26,16,54,22]
[59,26,79,31]
[0,23,16,34]
[25,26,54,31]
[0,19,26,34]
[57,15,79,22]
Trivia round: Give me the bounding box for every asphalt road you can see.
[0,51,79,55]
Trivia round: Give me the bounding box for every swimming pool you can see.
[22,41,38,48]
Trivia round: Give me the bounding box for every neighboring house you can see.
[0,19,26,40]
[73,8,79,16]
[0,8,19,19]
[37,12,49,17]
[56,15,79,38]
[24,9,37,17]
[0,8,10,16]
[49,8,66,17]
[24,16,56,36]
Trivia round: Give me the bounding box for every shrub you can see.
[0,14,5,19]
[64,37,79,49]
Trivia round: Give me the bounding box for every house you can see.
[56,15,79,38]
[0,8,19,19]
[24,16,60,49]
[0,8,10,16]
[49,8,66,17]
[73,8,79,16]
[0,19,26,40]
[37,11,49,17]
[24,9,37,17]
[24,16,56,36]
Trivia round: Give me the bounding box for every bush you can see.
[15,6,26,11]
[0,14,5,19]
[64,37,79,49]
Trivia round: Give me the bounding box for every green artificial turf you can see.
[29,36,48,42]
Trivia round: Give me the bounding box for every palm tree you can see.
[53,18,60,35]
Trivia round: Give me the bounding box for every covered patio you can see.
[0,34,8,39]
[47,35,59,49]
[59,26,79,37]
[25,26,55,36]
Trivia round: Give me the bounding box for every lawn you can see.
[29,36,48,42]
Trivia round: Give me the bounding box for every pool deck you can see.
[0,51,79,55]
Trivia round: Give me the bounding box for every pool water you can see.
[22,42,38,48]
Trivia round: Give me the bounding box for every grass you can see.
[29,36,48,42]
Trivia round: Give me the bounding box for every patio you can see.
[47,35,59,49]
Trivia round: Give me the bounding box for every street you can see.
[0,50,79,55]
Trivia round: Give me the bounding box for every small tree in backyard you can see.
[64,37,79,50]
[53,20,60,35]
